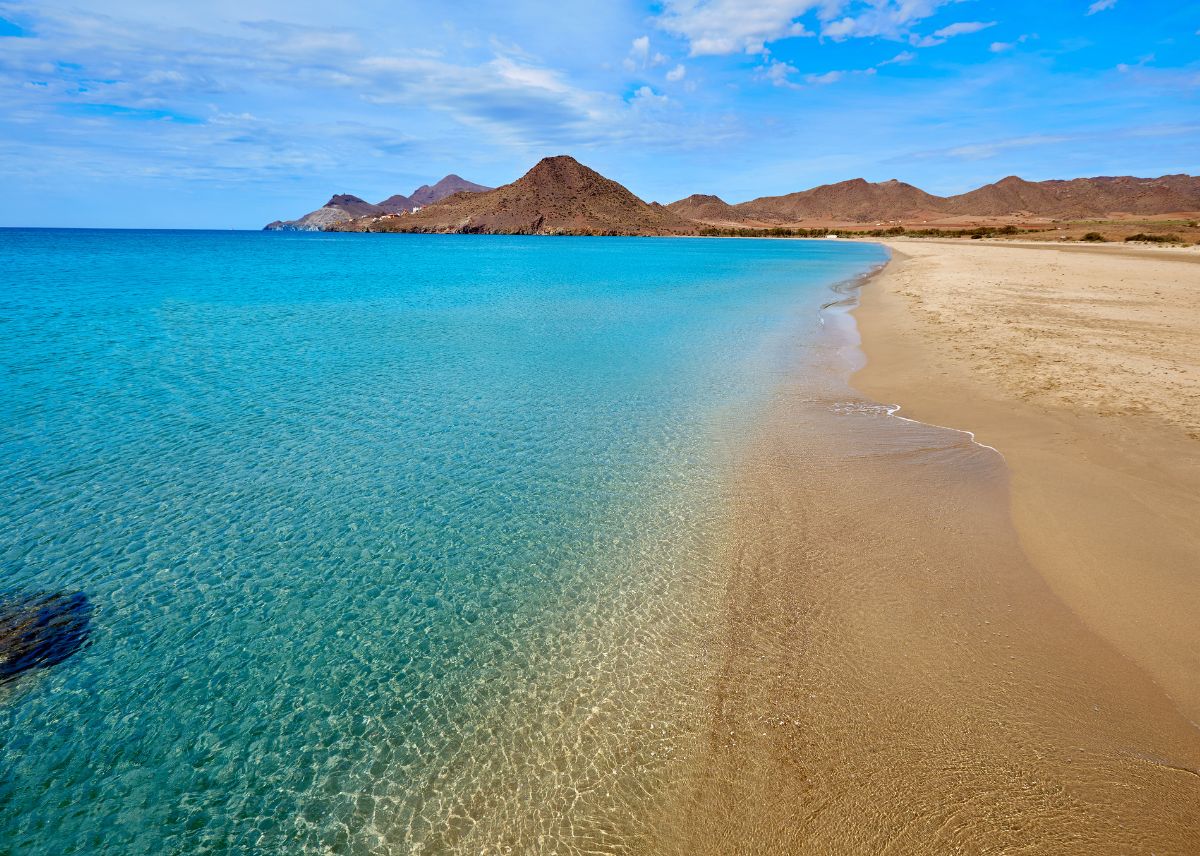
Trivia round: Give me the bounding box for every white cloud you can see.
[630,85,669,107]
[1087,0,1118,14]
[759,59,800,88]
[806,70,844,85]
[623,35,650,70]
[946,134,1071,160]
[821,0,957,41]
[666,64,687,81]
[0,4,734,171]
[657,0,819,55]
[656,1,978,54]
[624,35,669,70]
[761,61,881,89]
[878,50,917,65]
[807,66,877,85]
[990,34,1031,52]
[898,133,1075,162]
[912,21,996,48]
[935,21,997,38]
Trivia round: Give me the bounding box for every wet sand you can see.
[657,249,1200,853]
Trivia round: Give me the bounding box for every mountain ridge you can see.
[264,175,493,231]
[718,174,1200,225]
[266,163,1200,234]
[409,175,492,208]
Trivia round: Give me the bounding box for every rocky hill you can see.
[264,175,493,231]
[665,194,744,224]
[666,174,1200,227]
[735,179,947,223]
[377,194,414,215]
[263,194,383,231]
[409,175,492,208]
[943,174,1200,217]
[334,156,695,236]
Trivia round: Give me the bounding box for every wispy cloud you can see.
[900,123,1200,163]
[912,21,996,48]
[657,1,983,54]
[1,0,1197,228]
[629,85,669,106]
[0,4,731,176]
[623,35,668,71]
[656,0,995,57]
[1087,0,1118,15]
[821,0,959,41]
[657,0,818,55]
[762,60,885,89]
[758,59,801,88]
[0,15,30,37]
[944,134,1070,160]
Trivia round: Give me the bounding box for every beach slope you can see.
[660,240,1200,853]
[854,240,1200,720]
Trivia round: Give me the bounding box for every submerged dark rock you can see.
[0,591,93,685]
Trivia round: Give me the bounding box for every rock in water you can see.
[0,591,93,684]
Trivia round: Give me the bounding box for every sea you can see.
[0,229,887,854]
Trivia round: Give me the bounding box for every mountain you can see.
[267,170,1200,234]
[324,194,386,218]
[335,156,696,236]
[264,194,385,231]
[736,178,947,223]
[724,174,1200,224]
[264,175,493,231]
[944,174,1200,217]
[377,194,414,214]
[409,175,493,207]
[665,194,747,225]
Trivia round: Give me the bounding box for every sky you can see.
[0,0,1197,228]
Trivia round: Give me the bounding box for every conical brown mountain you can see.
[338,156,695,235]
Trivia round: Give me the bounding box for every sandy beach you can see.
[854,240,1200,721]
[660,239,1200,854]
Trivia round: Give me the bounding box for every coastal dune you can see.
[656,242,1200,853]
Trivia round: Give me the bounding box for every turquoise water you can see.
[0,230,886,854]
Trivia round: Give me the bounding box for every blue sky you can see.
[0,0,1197,228]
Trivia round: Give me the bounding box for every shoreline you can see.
[659,244,1200,852]
[851,239,1200,722]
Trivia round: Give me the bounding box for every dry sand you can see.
[656,240,1200,853]
[854,240,1200,721]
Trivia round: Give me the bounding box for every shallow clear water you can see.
[0,230,886,854]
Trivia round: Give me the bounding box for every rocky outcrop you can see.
[264,195,383,231]
[0,590,93,684]
[264,177,493,231]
